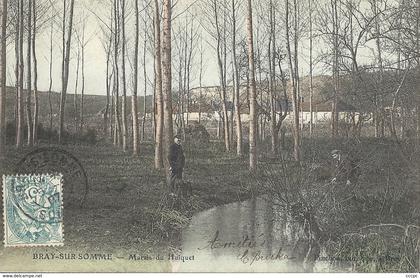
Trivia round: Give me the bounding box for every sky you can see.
[4,0,381,96]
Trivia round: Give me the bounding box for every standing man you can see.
[168,135,185,194]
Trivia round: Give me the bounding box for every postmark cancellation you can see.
[2,174,64,247]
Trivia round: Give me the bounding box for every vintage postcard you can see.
[0,0,419,274]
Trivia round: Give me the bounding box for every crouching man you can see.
[168,135,185,195]
[331,149,360,185]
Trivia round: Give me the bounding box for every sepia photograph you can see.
[0,0,419,274]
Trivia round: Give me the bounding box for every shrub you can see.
[184,122,210,144]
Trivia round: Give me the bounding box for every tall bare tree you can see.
[331,0,339,138]
[216,0,230,152]
[120,0,128,151]
[96,6,114,137]
[267,0,288,155]
[201,0,231,151]
[132,0,140,156]
[0,0,6,155]
[247,0,257,170]
[79,15,89,133]
[58,0,76,143]
[14,2,20,140]
[309,0,314,136]
[285,0,300,161]
[198,33,204,124]
[232,0,243,156]
[26,0,33,146]
[162,0,174,169]
[31,0,39,145]
[104,27,112,136]
[416,0,420,148]
[73,40,80,131]
[16,0,24,148]
[371,0,385,138]
[141,3,149,142]
[113,0,122,146]
[154,0,164,169]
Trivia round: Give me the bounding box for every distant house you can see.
[176,81,360,124]
[299,100,359,124]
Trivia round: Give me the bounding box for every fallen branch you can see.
[360,223,420,237]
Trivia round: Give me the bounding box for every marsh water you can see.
[178,195,342,272]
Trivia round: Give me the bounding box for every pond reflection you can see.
[178,195,339,272]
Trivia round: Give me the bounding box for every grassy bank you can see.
[0,140,253,257]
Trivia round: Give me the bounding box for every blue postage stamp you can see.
[3,174,64,247]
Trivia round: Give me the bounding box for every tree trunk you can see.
[142,12,147,142]
[186,20,194,131]
[256,35,263,142]
[285,0,300,161]
[121,0,128,151]
[58,0,75,143]
[80,27,85,133]
[222,2,230,150]
[373,0,384,138]
[110,68,115,140]
[198,35,203,124]
[309,0,313,137]
[104,26,112,136]
[247,0,257,170]
[132,0,140,156]
[416,0,420,149]
[113,0,122,146]
[26,0,33,146]
[269,0,277,154]
[212,0,230,151]
[154,0,164,169]
[162,0,174,169]
[14,9,19,138]
[0,0,6,156]
[32,0,39,145]
[16,0,24,148]
[48,23,53,131]
[74,45,80,132]
[232,0,242,156]
[294,0,302,141]
[276,53,289,135]
[331,0,339,138]
[177,31,184,136]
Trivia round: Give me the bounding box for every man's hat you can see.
[174,134,182,139]
[331,149,341,155]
